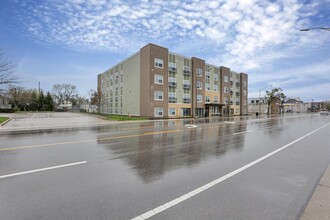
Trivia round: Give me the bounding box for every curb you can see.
[0,118,11,127]
[300,163,330,219]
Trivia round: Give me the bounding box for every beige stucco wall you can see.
[168,103,192,117]
[122,53,141,116]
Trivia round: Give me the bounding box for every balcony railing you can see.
[169,67,177,73]
[169,97,177,103]
[169,82,177,87]
[183,84,190,89]
[183,98,191,103]
[183,69,191,75]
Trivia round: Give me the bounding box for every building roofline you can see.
[100,51,140,74]
[140,43,169,51]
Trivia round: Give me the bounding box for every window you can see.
[154,107,163,117]
[206,96,210,103]
[197,95,203,102]
[224,97,228,104]
[154,74,163,84]
[205,71,210,79]
[243,108,247,114]
[181,108,191,116]
[224,75,229,82]
[183,80,190,85]
[243,80,247,87]
[214,85,218,91]
[169,92,176,98]
[196,68,203,77]
[243,99,247,105]
[224,87,228,93]
[197,81,202,89]
[169,62,176,68]
[243,90,247,96]
[214,74,219,81]
[169,92,176,103]
[168,108,176,116]
[214,96,219,103]
[154,91,163,100]
[183,66,190,74]
[169,62,176,72]
[154,58,163,68]
[183,94,190,99]
[205,84,211,91]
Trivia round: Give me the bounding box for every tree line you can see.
[6,85,54,111]
[1,47,100,112]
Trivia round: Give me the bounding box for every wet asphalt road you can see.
[1,114,330,220]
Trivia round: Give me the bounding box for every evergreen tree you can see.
[38,91,45,111]
[30,90,38,111]
[45,92,54,111]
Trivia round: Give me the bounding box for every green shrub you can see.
[0,108,15,113]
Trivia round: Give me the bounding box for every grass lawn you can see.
[105,115,145,121]
[0,117,10,124]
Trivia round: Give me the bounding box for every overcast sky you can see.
[0,0,329,101]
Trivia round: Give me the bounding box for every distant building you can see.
[97,43,249,118]
[0,94,10,109]
[248,98,268,114]
[283,98,308,113]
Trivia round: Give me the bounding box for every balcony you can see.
[183,98,191,103]
[169,67,177,73]
[183,69,191,76]
[169,97,177,103]
[169,82,177,88]
[183,84,190,89]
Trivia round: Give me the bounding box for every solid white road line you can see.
[0,161,87,179]
[131,122,330,220]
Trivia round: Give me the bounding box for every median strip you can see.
[0,161,87,179]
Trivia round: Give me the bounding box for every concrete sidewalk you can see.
[300,164,330,219]
[0,112,116,132]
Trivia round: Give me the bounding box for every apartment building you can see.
[97,43,248,118]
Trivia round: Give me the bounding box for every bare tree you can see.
[7,85,31,109]
[88,89,99,105]
[265,87,283,115]
[52,84,77,105]
[0,49,18,87]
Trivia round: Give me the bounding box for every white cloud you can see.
[11,1,330,79]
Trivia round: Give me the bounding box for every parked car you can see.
[320,110,329,115]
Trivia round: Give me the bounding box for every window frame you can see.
[168,108,176,116]
[154,58,164,68]
[154,74,163,84]
[154,107,163,117]
[154,91,163,100]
